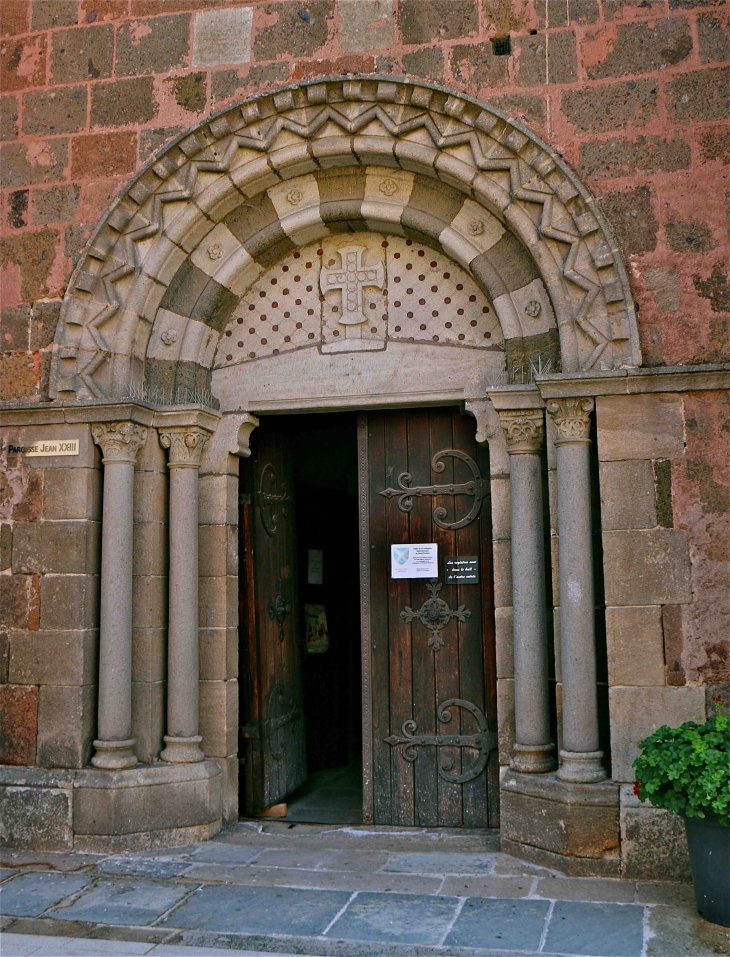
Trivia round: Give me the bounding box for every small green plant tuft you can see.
[633,697,730,827]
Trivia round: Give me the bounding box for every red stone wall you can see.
[1,0,727,401]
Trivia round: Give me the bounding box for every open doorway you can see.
[239,412,362,824]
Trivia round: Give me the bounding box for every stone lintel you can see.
[536,364,730,398]
[153,406,221,433]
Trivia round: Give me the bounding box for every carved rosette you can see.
[159,426,209,469]
[498,410,545,455]
[546,397,595,444]
[91,421,147,464]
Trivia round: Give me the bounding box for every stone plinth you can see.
[500,770,620,878]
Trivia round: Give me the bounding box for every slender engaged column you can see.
[499,408,556,773]
[159,426,209,764]
[546,397,606,783]
[91,421,147,770]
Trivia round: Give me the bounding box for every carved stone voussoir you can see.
[91,421,147,463]
[546,397,595,443]
[499,409,545,454]
[159,426,209,468]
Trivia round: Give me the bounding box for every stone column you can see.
[546,397,606,783]
[498,407,556,773]
[91,421,147,770]
[159,426,209,763]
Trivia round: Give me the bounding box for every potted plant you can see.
[633,696,730,927]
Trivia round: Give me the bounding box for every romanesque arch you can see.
[51,77,641,405]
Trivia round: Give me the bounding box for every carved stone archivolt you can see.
[498,409,545,454]
[91,421,147,463]
[51,78,640,404]
[546,397,595,443]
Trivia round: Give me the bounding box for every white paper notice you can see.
[307,549,324,585]
[391,544,438,579]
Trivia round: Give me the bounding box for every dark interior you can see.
[267,412,363,823]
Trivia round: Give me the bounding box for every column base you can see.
[161,735,205,764]
[91,739,137,770]
[557,749,607,783]
[510,742,557,773]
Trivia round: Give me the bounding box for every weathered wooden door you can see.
[360,407,498,827]
[240,427,307,814]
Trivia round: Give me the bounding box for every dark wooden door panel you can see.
[363,407,498,828]
[240,427,307,814]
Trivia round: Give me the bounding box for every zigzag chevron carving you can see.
[54,79,639,399]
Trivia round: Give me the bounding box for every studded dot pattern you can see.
[215,234,501,368]
[387,237,501,348]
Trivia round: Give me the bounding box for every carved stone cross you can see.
[319,245,385,325]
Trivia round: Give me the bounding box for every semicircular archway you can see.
[51,77,641,406]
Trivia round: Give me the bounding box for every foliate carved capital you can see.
[91,421,147,464]
[546,397,595,443]
[498,409,545,454]
[159,426,209,469]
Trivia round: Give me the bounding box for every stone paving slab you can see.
[0,873,93,918]
[534,876,636,903]
[179,863,443,895]
[50,879,191,927]
[0,936,321,957]
[646,903,730,956]
[543,901,645,957]
[439,875,534,899]
[443,897,549,951]
[324,892,458,946]
[382,853,495,875]
[0,867,19,882]
[167,885,353,936]
[98,860,193,879]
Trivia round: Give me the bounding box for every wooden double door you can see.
[240,407,498,826]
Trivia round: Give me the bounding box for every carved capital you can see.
[159,426,209,469]
[91,421,147,464]
[545,397,594,444]
[498,409,545,454]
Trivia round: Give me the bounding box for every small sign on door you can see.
[307,549,323,585]
[391,544,438,579]
[444,556,479,584]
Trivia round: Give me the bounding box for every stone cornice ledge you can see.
[535,364,730,398]
[0,400,221,430]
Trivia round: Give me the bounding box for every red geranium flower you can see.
[633,780,642,797]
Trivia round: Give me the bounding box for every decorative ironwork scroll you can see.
[265,685,299,760]
[268,577,291,642]
[385,699,497,784]
[380,449,488,529]
[258,462,289,537]
[401,579,470,651]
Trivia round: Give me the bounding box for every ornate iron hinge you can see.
[266,685,300,760]
[380,449,488,529]
[258,462,289,537]
[386,699,497,784]
[401,579,470,651]
[268,578,291,642]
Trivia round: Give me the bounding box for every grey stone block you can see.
[606,605,665,687]
[52,877,188,925]
[8,629,97,686]
[603,529,692,606]
[73,761,221,837]
[0,872,92,917]
[609,687,705,782]
[11,521,97,575]
[40,575,99,631]
[600,460,657,529]
[95,858,191,878]
[596,394,684,461]
[440,875,533,898]
[37,684,96,769]
[534,876,635,902]
[192,7,253,68]
[620,787,691,883]
[43,468,101,520]
[0,782,73,850]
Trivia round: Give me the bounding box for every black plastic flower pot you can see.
[684,813,730,927]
